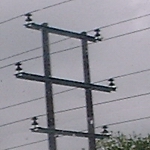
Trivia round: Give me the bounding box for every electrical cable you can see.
[1,5,150,150]
[0,23,150,70]
[29,0,75,14]
[2,114,150,150]
[0,117,30,128]
[1,12,150,63]
[1,91,150,128]
[3,139,47,150]
[89,12,150,31]
[95,68,150,83]
[0,87,77,111]
[0,0,76,25]
[1,1,150,64]
[21,45,81,63]
[1,65,150,111]
[0,97,44,111]
[36,91,150,114]
[0,63,15,70]
[1,4,150,30]
[0,15,149,70]
[104,26,150,41]
[1,15,150,149]
[55,91,150,115]
[0,44,81,70]
[0,46,42,62]
[95,115,150,129]
[1,54,150,111]
[0,37,70,63]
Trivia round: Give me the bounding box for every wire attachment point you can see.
[94,29,103,41]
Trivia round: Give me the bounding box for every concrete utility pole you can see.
[15,16,116,150]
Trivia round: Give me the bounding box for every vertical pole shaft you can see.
[81,32,96,150]
[42,23,57,150]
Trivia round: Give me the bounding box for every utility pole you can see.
[15,14,116,150]
[42,23,57,150]
[81,32,96,150]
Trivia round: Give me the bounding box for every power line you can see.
[29,0,75,14]
[2,0,149,71]
[0,63,15,70]
[1,91,150,128]
[53,91,150,113]
[0,0,76,25]
[0,117,30,128]
[0,0,149,31]
[1,59,150,112]
[95,69,150,83]
[1,13,150,63]
[104,26,150,41]
[90,13,150,31]
[1,5,150,64]
[1,23,150,67]
[1,25,150,129]
[3,139,47,150]
[0,46,42,62]
[0,69,150,112]
[95,115,150,129]
[0,37,69,62]
[0,21,150,66]
[0,97,44,111]
[0,44,80,70]
[0,87,77,111]
[2,115,150,150]
[1,65,150,110]
[21,45,81,62]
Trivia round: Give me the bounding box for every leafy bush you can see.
[96,132,150,150]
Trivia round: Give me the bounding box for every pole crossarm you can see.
[15,72,115,92]
[25,23,96,42]
[31,127,108,139]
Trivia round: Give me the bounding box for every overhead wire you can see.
[90,12,150,31]
[0,96,44,111]
[29,0,76,14]
[1,3,150,150]
[1,56,150,110]
[1,11,150,63]
[1,90,150,128]
[0,0,76,25]
[0,24,150,79]
[1,5,150,29]
[1,26,150,125]
[0,11,149,79]
[0,23,150,67]
[96,115,150,129]
[0,44,81,70]
[2,114,150,150]
[1,8,150,149]
[3,139,47,150]
[104,26,150,41]
[0,37,70,63]
[0,87,78,111]
[0,1,150,72]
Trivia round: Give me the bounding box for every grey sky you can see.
[1,0,150,150]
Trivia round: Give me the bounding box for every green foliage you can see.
[96,132,150,150]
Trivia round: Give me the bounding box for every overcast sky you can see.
[1,0,150,150]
